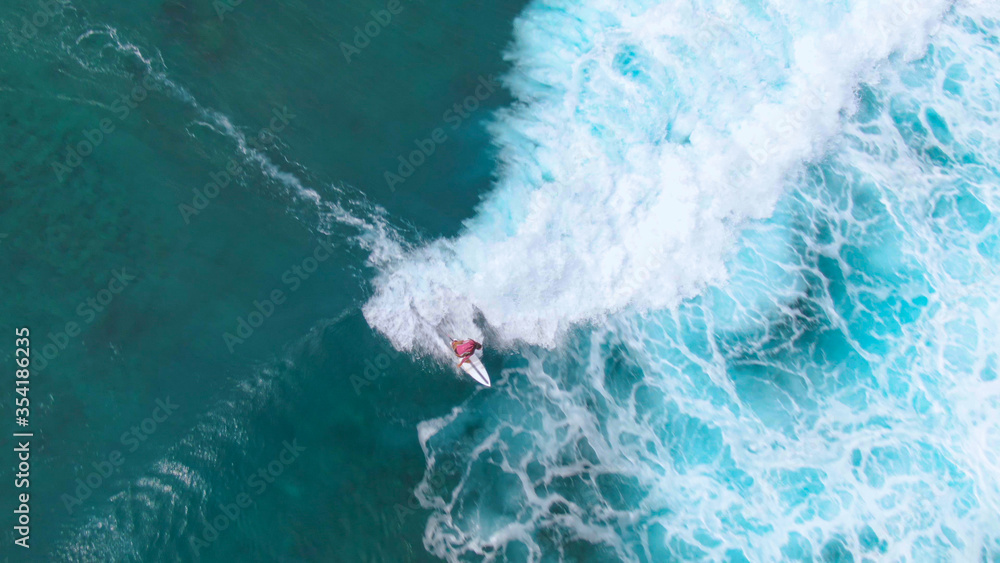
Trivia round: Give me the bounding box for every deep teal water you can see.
[1,0,523,560]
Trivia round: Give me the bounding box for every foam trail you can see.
[364,0,952,352]
[63,23,402,258]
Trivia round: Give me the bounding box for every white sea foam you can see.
[404,0,1000,561]
[363,0,952,352]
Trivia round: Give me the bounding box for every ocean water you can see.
[2,0,1000,561]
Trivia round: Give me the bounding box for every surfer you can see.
[451,339,482,367]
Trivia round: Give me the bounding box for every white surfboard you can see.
[460,354,491,387]
[417,310,492,387]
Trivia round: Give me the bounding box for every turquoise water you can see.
[3,0,1000,561]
